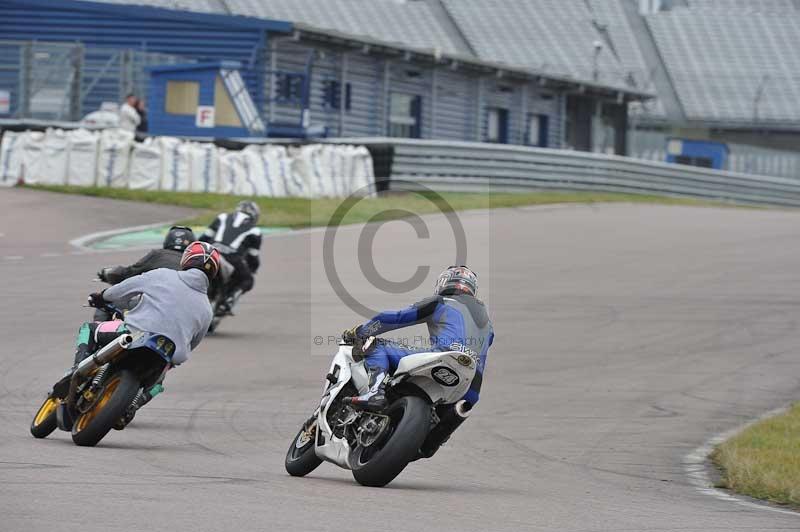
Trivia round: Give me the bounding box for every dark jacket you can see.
[199,212,262,272]
[102,249,182,285]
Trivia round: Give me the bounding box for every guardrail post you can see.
[69,44,84,121]
[19,42,32,118]
[120,49,134,100]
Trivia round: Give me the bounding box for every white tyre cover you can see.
[0,130,25,186]
[20,131,46,185]
[97,128,134,188]
[350,145,376,197]
[261,144,290,197]
[66,129,99,187]
[219,150,247,196]
[158,137,191,192]
[188,142,219,193]
[129,137,162,190]
[37,128,70,186]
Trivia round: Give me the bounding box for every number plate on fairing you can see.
[129,332,176,362]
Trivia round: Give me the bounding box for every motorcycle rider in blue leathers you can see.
[342,265,493,458]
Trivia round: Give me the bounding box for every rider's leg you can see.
[418,373,482,458]
[222,254,253,312]
[73,320,127,365]
[344,341,422,411]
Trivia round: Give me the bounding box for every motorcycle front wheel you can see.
[351,396,430,487]
[285,418,323,477]
[71,369,140,447]
[30,394,59,438]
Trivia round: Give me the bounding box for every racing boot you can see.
[113,383,164,430]
[342,367,387,411]
[223,289,244,316]
[72,343,91,366]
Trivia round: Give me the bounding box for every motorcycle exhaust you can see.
[67,334,134,410]
[74,334,134,378]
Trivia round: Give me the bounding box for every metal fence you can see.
[332,138,800,207]
[628,128,800,180]
[0,40,182,121]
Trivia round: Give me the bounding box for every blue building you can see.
[0,0,648,149]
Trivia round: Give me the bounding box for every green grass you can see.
[28,184,731,228]
[711,403,800,508]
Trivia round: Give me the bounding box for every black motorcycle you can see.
[207,254,236,334]
[30,304,174,447]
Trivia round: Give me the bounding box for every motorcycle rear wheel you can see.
[351,396,430,487]
[71,369,140,447]
[285,418,323,477]
[30,394,59,438]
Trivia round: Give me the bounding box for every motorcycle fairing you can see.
[393,351,476,405]
[126,330,176,363]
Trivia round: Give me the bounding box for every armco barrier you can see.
[331,138,800,207]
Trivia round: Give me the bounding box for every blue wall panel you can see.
[0,0,291,114]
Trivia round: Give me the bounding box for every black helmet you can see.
[163,225,196,252]
[236,200,261,224]
[434,265,478,297]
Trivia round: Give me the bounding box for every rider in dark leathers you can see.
[199,200,262,312]
[342,266,493,458]
[94,226,195,320]
[98,226,195,284]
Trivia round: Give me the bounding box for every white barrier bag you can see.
[97,128,134,188]
[219,150,247,196]
[242,144,291,197]
[309,144,337,198]
[262,145,290,197]
[188,142,219,193]
[0,130,25,186]
[20,131,46,185]
[36,128,70,186]
[129,137,162,190]
[66,129,99,187]
[288,145,322,198]
[348,145,376,196]
[159,137,191,192]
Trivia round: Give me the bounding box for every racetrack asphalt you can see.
[1,187,799,531]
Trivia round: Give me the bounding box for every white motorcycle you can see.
[285,337,477,487]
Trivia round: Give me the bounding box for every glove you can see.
[341,326,360,344]
[87,291,106,308]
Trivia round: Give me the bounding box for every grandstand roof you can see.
[646,6,800,126]
[46,0,800,128]
[74,0,650,99]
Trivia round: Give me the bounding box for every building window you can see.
[526,113,549,147]
[322,80,351,111]
[388,92,421,138]
[165,81,199,115]
[214,76,242,127]
[486,107,509,143]
[275,72,305,105]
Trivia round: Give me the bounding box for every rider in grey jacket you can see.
[74,242,220,425]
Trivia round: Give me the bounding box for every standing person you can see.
[118,94,140,132]
[199,200,262,313]
[135,97,148,133]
